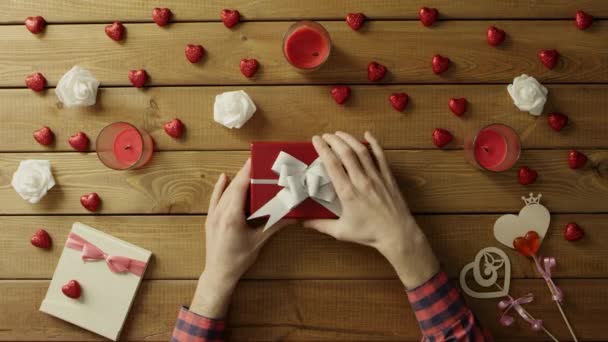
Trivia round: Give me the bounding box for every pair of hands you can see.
[190,132,439,318]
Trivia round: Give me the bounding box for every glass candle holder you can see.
[465,124,521,172]
[283,21,331,71]
[96,122,154,170]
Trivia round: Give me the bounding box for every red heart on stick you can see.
[513,230,541,257]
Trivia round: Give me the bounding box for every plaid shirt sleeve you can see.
[407,270,493,342]
[171,306,226,342]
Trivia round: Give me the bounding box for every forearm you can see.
[190,272,238,318]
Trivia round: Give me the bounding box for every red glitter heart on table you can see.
[486,26,506,46]
[62,280,82,299]
[164,118,185,138]
[331,86,351,105]
[346,13,366,31]
[105,21,125,41]
[575,10,593,30]
[448,98,467,116]
[185,44,205,63]
[33,126,54,146]
[389,93,409,112]
[568,150,588,169]
[538,49,559,69]
[68,132,90,152]
[152,7,172,26]
[221,9,240,28]
[419,7,438,27]
[432,128,453,149]
[80,193,101,212]
[25,72,46,92]
[432,54,450,74]
[564,222,585,242]
[548,113,568,132]
[240,58,259,78]
[367,62,387,81]
[513,231,541,257]
[31,229,52,249]
[128,69,148,88]
[25,16,46,34]
[518,166,538,185]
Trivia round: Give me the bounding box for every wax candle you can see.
[96,122,154,170]
[466,124,521,172]
[283,21,331,70]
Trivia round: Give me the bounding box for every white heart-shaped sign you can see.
[459,247,511,299]
[493,198,550,250]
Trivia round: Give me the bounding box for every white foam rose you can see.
[213,90,256,129]
[55,66,100,108]
[507,74,548,116]
[11,160,56,204]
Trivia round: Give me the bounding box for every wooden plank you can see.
[0,279,605,341]
[2,84,608,152]
[2,21,607,86]
[2,0,607,23]
[1,215,606,280]
[1,150,607,215]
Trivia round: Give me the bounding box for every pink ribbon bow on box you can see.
[66,233,147,277]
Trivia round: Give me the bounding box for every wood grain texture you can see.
[1,150,607,215]
[2,21,607,86]
[0,279,605,341]
[1,215,606,280]
[2,85,608,152]
[2,0,607,23]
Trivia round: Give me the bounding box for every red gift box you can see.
[249,142,338,220]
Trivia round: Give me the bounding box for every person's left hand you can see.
[190,158,293,318]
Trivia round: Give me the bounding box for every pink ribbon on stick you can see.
[65,233,147,277]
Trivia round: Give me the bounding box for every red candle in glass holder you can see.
[466,124,521,172]
[96,122,154,170]
[283,21,331,70]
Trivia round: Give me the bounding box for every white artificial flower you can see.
[213,90,256,129]
[507,74,548,116]
[56,66,100,108]
[11,160,56,204]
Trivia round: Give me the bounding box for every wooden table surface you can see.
[1,1,607,341]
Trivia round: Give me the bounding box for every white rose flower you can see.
[213,90,257,129]
[507,74,548,116]
[55,66,100,108]
[11,160,56,204]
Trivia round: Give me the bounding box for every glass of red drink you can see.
[283,21,331,71]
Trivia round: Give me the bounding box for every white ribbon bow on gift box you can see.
[248,151,342,230]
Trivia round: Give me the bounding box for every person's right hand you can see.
[304,131,440,288]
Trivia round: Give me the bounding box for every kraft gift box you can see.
[40,222,152,341]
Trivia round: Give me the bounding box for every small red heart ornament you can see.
[105,21,125,41]
[152,8,171,26]
[389,93,409,112]
[80,193,101,212]
[31,229,52,249]
[128,69,148,88]
[539,49,559,69]
[432,128,453,148]
[25,16,46,34]
[221,9,240,28]
[33,126,54,146]
[486,26,506,46]
[185,44,205,63]
[25,72,46,92]
[367,62,387,81]
[568,150,588,169]
[62,280,82,299]
[564,222,585,242]
[164,118,185,138]
[240,58,259,78]
[346,13,366,31]
[575,10,593,30]
[513,230,541,257]
[548,113,568,131]
[432,54,450,74]
[331,86,351,105]
[419,7,438,27]
[448,98,467,116]
[68,132,89,152]
[518,166,538,185]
